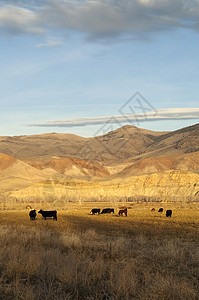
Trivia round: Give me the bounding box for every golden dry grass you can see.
[0,203,198,299]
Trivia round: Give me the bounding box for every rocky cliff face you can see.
[6,170,199,203]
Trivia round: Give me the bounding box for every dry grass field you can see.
[0,202,198,300]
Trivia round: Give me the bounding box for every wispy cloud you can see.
[29,108,199,128]
[36,38,63,47]
[1,1,199,40]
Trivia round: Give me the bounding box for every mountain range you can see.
[1,123,199,203]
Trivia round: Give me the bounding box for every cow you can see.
[166,210,172,217]
[29,209,36,220]
[38,210,57,221]
[158,208,163,212]
[151,208,155,212]
[101,208,114,214]
[90,208,101,215]
[119,208,127,216]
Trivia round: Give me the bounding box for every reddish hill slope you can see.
[0,153,17,170]
[0,153,57,192]
[24,157,110,177]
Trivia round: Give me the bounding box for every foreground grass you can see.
[0,203,198,299]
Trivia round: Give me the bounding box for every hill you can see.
[0,152,110,193]
[138,123,199,159]
[23,157,110,177]
[1,122,199,202]
[118,152,199,176]
[0,123,199,163]
[0,153,57,193]
[0,126,166,161]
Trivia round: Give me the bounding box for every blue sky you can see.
[0,0,199,137]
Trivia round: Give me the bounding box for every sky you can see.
[0,0,199,137]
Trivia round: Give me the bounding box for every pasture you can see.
[0,202,198,299]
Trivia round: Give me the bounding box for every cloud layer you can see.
[0,4,43,34]
[0,1,199,40]
[29,108,199,128]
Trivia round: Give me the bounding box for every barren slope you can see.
[23,157,110,177]
[0,126,167,162]
[1,123,199,164]
[119,151,199,176]
[0,153,57,192]
[0,133,86,159]
[0,153,17,170]
[138,123,199,159]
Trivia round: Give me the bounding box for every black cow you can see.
[90,208,101,215]
[38,210,57,221]
[158,208,163,212]
[101,208,114,214]
[166,210,172,217]
[29,209,36,220]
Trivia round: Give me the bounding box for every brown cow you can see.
[119,208,127,216]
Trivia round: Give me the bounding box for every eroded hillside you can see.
[6,170,199,203]
[1,123,199,202]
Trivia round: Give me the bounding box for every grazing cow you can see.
[29,209,36,220]
[166,210,172,217]
[119,208,127,216]
[38,210,57,221]
[151,208,155,212]
[90,208,101,215]
[101,208,114,214]
[158,208,163,212]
